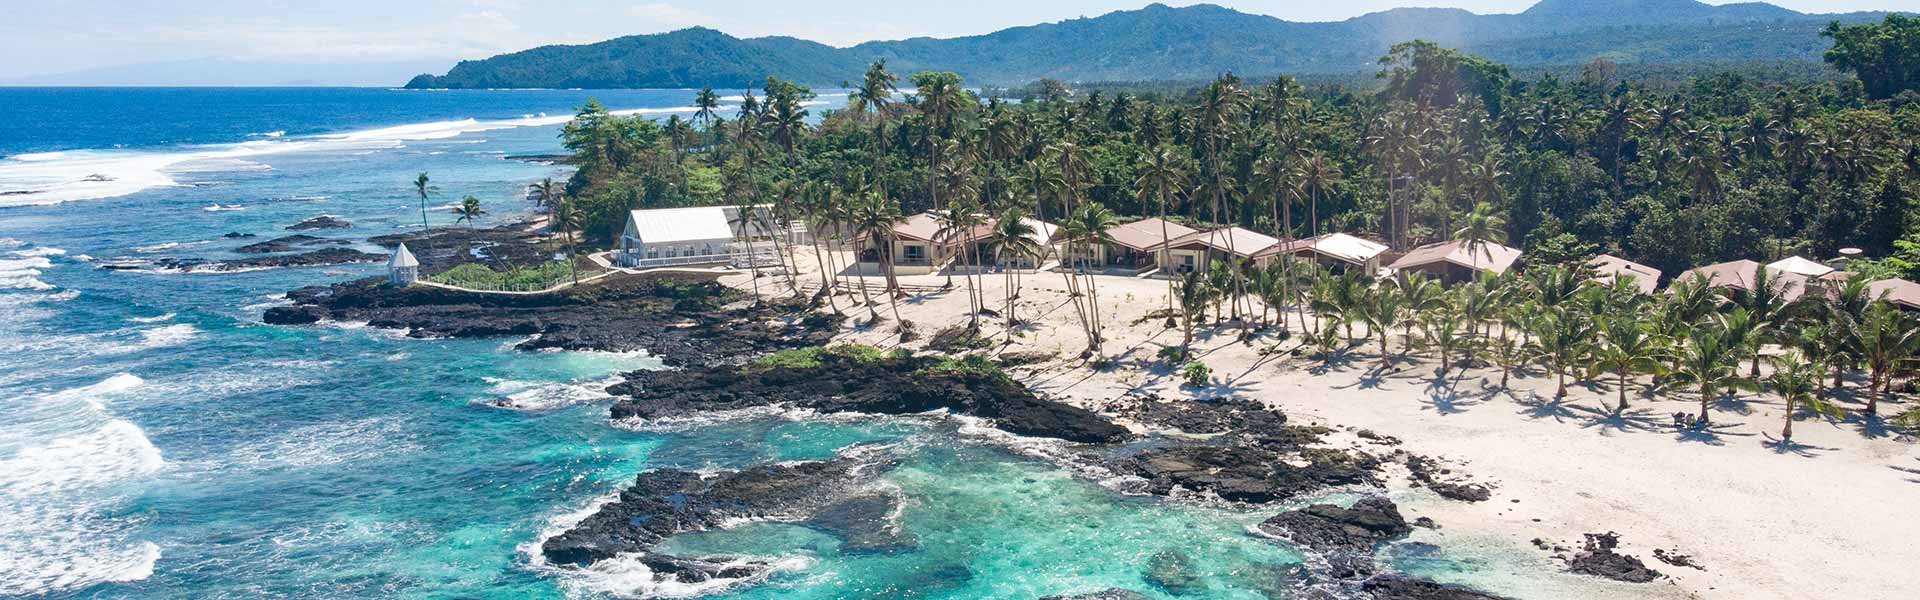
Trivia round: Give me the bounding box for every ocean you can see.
[0,87,1490,599]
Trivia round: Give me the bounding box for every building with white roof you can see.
[615,205,775,268]
[1256,232,1390,273]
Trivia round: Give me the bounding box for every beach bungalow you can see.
[1868,278,1920,311]
[1255,232,1390,274]
[1585,254,1662,295]
[1069,217,1197,274]
[615,205,775,268]
[1386,239,1522,283]
[1673,256,1834,300]
[1154,227,1282,275]
[856,211,991,275]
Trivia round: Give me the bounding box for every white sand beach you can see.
[722,250,1920,599]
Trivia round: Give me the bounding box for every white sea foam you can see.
[10,246,66,257]
[0,104,728,207]
[201,203,246,212]
[519,491,813,599]
[127,313,175,323]
[223,417,421,470]
[0,256,55,290]
[250,130,285,138]
[0,374,164,596]
[484,375,624,410]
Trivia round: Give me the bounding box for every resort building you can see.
[387,242,419,286]
[1868,278,1920,311]
[857,211,1060,275]
[614,205,777,269]
[1155,227,1282,275]
[1256,232,1390,274]
[1070,217,1197,274]
[1673,256,1838,300]
[1387,239,1523,283]
[1585,254,1662,294]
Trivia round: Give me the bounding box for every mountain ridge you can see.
[405,0,1895,89]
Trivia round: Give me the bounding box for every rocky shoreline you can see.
[265,273,831,366]
[565,345,1523,599]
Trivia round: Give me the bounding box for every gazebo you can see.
[387,243,419,286]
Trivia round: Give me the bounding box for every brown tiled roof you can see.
[1159,227,1281,258]
[1387,239,1522,274]
[1103,217,1197,251]
[1869,278,1920,310]
[1586,254,1662,294]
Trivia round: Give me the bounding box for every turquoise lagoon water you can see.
[0,88,1483,599]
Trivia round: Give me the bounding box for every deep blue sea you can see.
[0,88,1501,599]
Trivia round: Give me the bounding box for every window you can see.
[904,245,926,260]
[1179,254,1196,273]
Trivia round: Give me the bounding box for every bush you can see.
[1181,361,1212,387]
[429,260,582,291]
[753,343,889,370]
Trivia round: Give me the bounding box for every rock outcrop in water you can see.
[607,347,1129,444]
[147,247,385,272]
[1258,496,1411,580]
[1360,575,1510,600]
[541,447,906,584]
[286,215,353,230]
[235,234,350,254]
[266,273,828,366]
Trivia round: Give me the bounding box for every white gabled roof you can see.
[626,206,742,244]
[1310,233,1389,265]
[1766,256,1835,279]
[388,243,419,268]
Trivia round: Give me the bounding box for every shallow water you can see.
[0,88,1516,599]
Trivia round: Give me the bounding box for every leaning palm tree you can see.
[935,200,990,325]
[532,177,562,210]
[1065,201,1121,358]
[452,195,486,228]
[1768,352,1843,442]
[1587,315,1667,414]
[849,191,907,326]
[412,172,437,231]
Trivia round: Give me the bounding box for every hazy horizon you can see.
[4,0,1908,87]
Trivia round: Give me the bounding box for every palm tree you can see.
[936,200,989,325]
[1362,283,1405,367]
[1588,315,1666,413]
[1065,201,1120,357]
[452,195,486,227]
[692,86,721,128]
[1453,203,1507,261]
[1731,265,1799,378]
[984,207,1041,339]
[1670,323,1745,426]
[1135,147,1188,314]
[852,61,899,196]
[1296,152,1341,237]
[412,172,437,231]
[1769,352,1842,442]
[532,177,562,210]
[1423,304,1473,374]
[800,182,843,315]
[1173,269,1212,361]
[1526,306,1596,399]
[850,191,907,326]
[1849,302,1920,417]
[912,71,965,210]
[553,198,585,285]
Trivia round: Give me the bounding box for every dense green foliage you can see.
[405,1,1894,89]
[427,261,584,292]
[1823,14,1920,100]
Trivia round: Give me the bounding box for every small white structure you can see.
[387,243,419,286]
[1258,232,1390,273]
[616,205,775,269]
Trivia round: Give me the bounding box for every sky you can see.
[1,0,1908,83]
